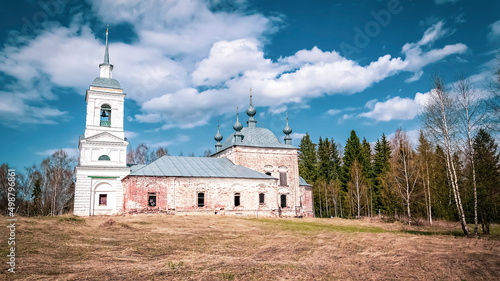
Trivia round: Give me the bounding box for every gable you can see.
[83,132,126,143]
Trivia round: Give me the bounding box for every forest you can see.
[299,71,500,236]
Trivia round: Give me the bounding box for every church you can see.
[73,30,314,217]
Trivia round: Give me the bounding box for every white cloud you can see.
[401,21,467,82]
[124,131,138,139]
[488,20,500,41]
[359,92,430,122]
[36,148,79,158]
[0,1,468,129]
[326,109,341,116]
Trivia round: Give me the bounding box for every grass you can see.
[2,214,500,280]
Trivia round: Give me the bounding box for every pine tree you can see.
[298,133,317,184]
[361,138,373,216]
[373,133,391,214]
[473,129,500,234]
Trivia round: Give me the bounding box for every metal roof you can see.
[129,156,276,179]
[220,127,295,151]
[91,77,121,89]
[299,176,312,187]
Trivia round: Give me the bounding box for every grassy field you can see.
[2,214,500,280]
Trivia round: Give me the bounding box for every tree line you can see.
[299,69,500,236]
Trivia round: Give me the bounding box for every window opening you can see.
[198,192,205,207]
[280,194,287,208]
[99,194,107,206]
[148,193,157,207]
[100,104,111,127]
[98,155,110,161]
[259,193,265,204]
[234,193,241,207]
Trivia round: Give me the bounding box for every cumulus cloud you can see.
[488,20,500,41]
[0,1,467,129]
[359,92,430,122]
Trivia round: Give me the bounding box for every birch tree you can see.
[389,129,419,225]
[422,75,470,235]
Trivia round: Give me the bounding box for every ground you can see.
[2,215,500,280]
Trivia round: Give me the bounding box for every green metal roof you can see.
[91,77,121,89]
[130,156,276,179]
[221,127,295,150]
[299,176,312,187]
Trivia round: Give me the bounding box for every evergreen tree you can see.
[361,138,374,216]
[473,129,500,233]
[298,133,318,185]
[342,130,362,191]
[373,133,391,214]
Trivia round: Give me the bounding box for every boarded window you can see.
[99,194,107,206]
[198,192,205,207]
[279,172,287,186]
[234,193,241,207]
[148,193,156,207]
[280,194,287,208]
[259,193,265,204]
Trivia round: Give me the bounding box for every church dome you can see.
[220,127,293,150]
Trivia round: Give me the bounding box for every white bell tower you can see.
[74,27,130,216]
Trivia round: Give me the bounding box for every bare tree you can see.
[455,77,487,235]
[348,161,365,218]
[422,75,470,235]
[389,129,419,225]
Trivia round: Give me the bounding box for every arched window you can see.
[98,155,110,161]
[100,104,111,127]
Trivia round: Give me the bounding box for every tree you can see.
[473,129,500,234]
[298,133,317,185]
[361,138,373,217]
[373,133,391,214]
[389,129,419,225]
[203,149,213,157]
[456,77,487,235]
[417,131,433,224]
[422,75,470,235]
[348,161,366,218]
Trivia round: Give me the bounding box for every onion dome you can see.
[283,112,292,145]
[233,109,243,132]
[214,125,223,142]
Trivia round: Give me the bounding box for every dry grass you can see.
[2,214,500,280]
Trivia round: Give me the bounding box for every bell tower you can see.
[74,27,130,216]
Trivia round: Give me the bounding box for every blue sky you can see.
[1,0,499,169]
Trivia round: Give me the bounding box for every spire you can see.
[104,25,109,64]
[233,107,243,142]
[214,122,223,152]
[246,88,257,128]
[99,25,113,79]
[283,111,292,145]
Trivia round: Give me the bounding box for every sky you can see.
[1,0,499,170]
